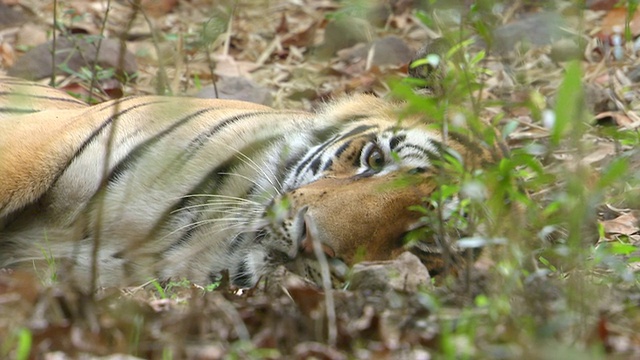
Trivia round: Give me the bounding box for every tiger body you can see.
[0,77,492,288]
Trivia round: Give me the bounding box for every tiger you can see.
[0,76,499,289]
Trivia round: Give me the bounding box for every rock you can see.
[195,76,273,106]
[315,17,372,58]
[0,3,26,30]
[343,36,413,67]
[349,252,432,293]
[490,12,576,55]
[7,35,138,81]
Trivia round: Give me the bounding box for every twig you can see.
[311,235,337,346]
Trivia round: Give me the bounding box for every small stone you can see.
[8,35,138,81]
[349,252,432,293]
[195,76,273,106]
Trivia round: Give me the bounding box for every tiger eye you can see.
[366,147,385,170]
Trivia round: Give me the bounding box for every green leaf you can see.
[15,328,32,360]
[469,50,485,66]
[410,54,441,69]
[150,279,166,299]
[538,256,557,272]
[552,61,583,146]
[608,242,637,256]
[597,157,628,189]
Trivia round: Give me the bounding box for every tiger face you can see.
[235,123,456,286]
[0,77,496,288]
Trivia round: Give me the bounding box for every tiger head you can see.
[230,95,497,287]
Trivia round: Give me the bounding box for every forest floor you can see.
[1,0,640,359]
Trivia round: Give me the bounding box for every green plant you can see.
[36,235,58,284]
[1,328,32,360]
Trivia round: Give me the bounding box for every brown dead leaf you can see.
[281,19,318,48]
[285,277,324,317]
[599,8,640,38]
[276,12,288,34]
[293,342,347,360]
[213,54,259,78]
[0,270,40,305]
[580,140,616,166]
[600,211,640,236]
[587,0,623,11]
[0,41,15,68]
[594,111,635,128]
[58,78,123,103]
[141,0,178,17]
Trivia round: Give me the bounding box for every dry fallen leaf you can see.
[600,211,640,237]
[213,54,260,78]
[580,140,616,166]
[141,0,178,17]
[599,8,640,38]
[587,0,623,11]
[594,111,635,128]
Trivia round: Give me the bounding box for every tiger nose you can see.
[296,208,336,259]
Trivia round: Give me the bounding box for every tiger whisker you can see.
[172,201,262,214]
[217,172,278,200]
[173,193,263,205]
[207,139,284,195]
[161,216,253,241]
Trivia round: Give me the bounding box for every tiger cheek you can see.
[291,175,435,265]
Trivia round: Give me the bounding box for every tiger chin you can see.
[0,77,497,289]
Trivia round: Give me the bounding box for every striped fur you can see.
[0,77,496,288]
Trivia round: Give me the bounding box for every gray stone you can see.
[349,252,432,293]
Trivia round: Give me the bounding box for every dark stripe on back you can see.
[0,108,38,115]
[309,124,342,144]
[43,101,164,194]
[0,91,86,106]
[180,111,273,161]
[106,106,224,184]
[1,79,58,88]
[61,101,162,174]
